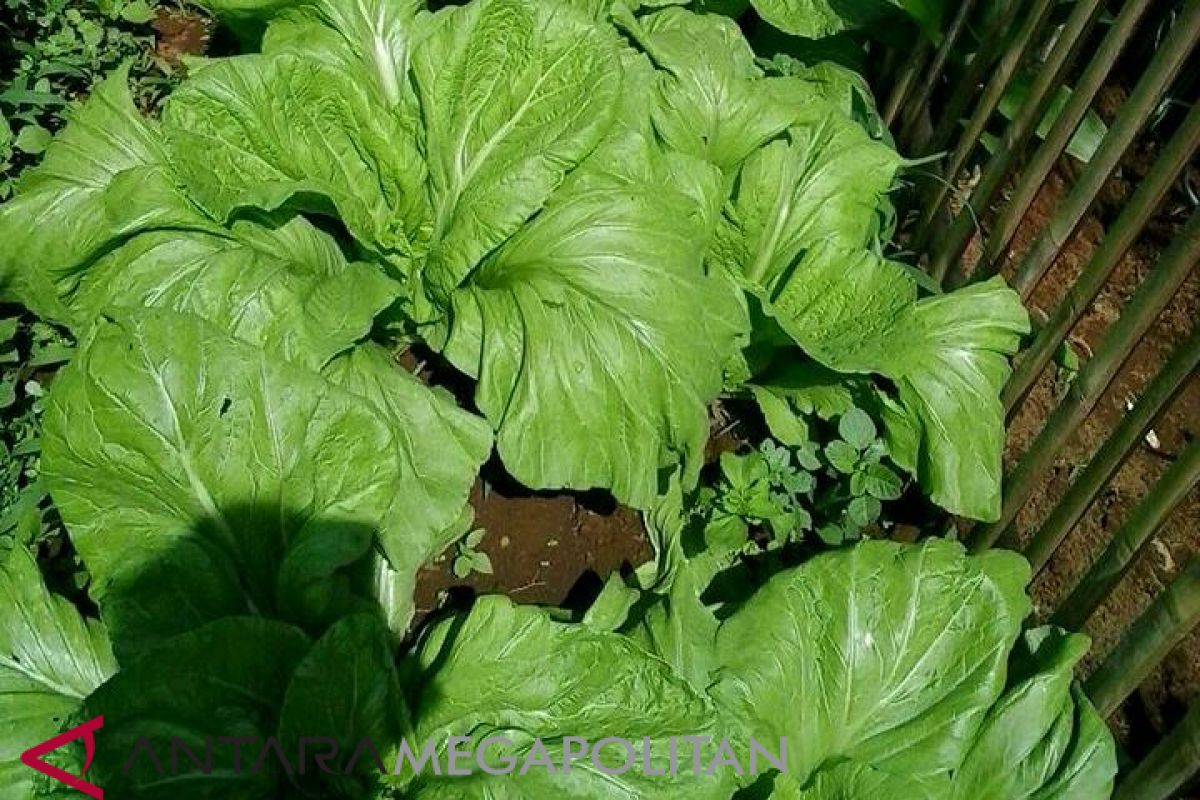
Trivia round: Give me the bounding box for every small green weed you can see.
[700,406,907,552]
[1,0,176,197]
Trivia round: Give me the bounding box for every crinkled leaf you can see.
[262,0,428,109]
[711,539,1031,786]
[751,0,945,39]
[401,596,731,798]
[751,359,866,426]
[84,617,311,799]
[414,0,622,302]
[0,66,197,319]
[711,116,902,289]
[42,311,480,656]
[279,614,407,798]
[439,134,745,508]
[0,547,115,797]
[69,216,398,369]
[163,53,422,254]
[751,0,851,38]
[765,53,888,139]
[620,7,818,172]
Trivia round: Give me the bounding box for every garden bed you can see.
[0,1,1167,797]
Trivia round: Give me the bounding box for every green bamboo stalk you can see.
[1113,701,1200,800]
[918,0,1057,273]
[1086,561,1200,718]
[897,0,983,147]
[1003,100,1200,415]
[933,0,1108,286]
[981,0,1156,272]
[882,39,935,129]
[967,211,1200,551]
[1052,439,1200,631]
[912,0,1023,161]
[1023,327,1200,573]
[878,45,902,89]
[1007,0,1200,299]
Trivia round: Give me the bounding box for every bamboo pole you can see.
[914,0,1024,160]
[1003,101,1200,415]
[882,39,935,129]
[1024,328,1200,573]
[1006,0,1200,299]
[981,0,1157,272]
[1052,439,1200,631]
[897,0,983,147]
[919,0,1058,275]
[1114,701,1200,800]
[1086,561,1200,718]
[878,45,902,90]
[932,0,1108,286]
[967,211,1200,551]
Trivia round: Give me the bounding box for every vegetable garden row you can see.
[1,0,1194,797]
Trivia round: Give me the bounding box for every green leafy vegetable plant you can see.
[0,519,1117,798]
[0,1,1068,795]
[1,0,1027,527]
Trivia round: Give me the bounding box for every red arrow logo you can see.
[20,715,104,799]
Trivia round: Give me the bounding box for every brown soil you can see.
[153,7,212,65]
[411,478,653,625]
[398,344,774,634]
[959,91,1200,762]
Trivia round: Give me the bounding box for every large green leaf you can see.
[751,0,850,38]
[262,0,428,109]
[750,0,945,39]
[711,116,901,287]
[84,617,311,800]
[323,343,492,629]
[439,133,745,508]
[619,7,818,172]
[0,547,115,797]
[399,596,732,799]
[620,532,1116,799]
[162,52,422,255]
[279,614,407,798]
[42,310,483,655]
[761,53,889,140]
[0,66,198,318]
[67,216,398,370]
[712,111,1027,519]
[761,246,1027,519]
[412,0,623,303]
[951,627,1117,800]
[711,539,1031,786]
[879,278,1031,519]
